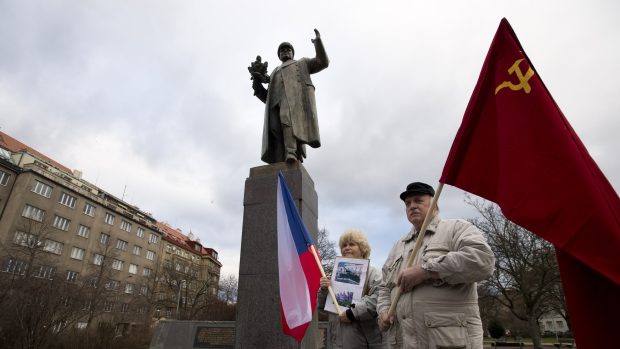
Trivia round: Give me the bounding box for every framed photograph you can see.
[324,257,370,314]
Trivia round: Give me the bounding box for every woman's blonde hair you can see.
[339,229,371,259]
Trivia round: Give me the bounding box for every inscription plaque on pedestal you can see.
[194,326,234,348]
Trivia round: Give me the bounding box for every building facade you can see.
[538,312,569,336]
[153,222,222,320]
[0,131,221,332]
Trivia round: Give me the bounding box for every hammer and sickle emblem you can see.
[495,58,535,95]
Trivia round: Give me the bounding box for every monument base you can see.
[149,320,331,349]
[235,162,319,349]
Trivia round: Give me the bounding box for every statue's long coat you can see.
[260,38,329,163]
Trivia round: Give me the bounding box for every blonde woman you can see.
[318,229,387,349]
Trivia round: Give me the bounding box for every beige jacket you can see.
[377,216,495,349]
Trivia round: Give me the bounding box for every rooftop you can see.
[0,131,73,174]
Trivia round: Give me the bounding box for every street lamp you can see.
[176,279,186,320]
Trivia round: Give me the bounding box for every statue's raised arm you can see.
[249,28,329,164]
[309,28,329,73]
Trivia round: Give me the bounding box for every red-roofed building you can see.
[154,221,221,320]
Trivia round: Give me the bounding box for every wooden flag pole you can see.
[310,245,342,315]
[387,183,444,317]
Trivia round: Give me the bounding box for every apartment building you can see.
[154,222,222,319]
[0,131,221,329]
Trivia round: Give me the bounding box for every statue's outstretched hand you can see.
[311,28,321,43]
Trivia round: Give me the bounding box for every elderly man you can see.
[252,29,329,164]
[377,182,495,349]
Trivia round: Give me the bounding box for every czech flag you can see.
[276,172,321,342]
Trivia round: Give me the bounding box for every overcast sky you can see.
[1,1,618,278]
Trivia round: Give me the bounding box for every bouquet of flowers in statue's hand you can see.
[248,55,270,84]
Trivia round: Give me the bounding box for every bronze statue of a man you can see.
[250,29,329,163]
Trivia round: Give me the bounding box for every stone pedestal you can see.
[235,162,318,349]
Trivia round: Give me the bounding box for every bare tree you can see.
[218,274,238,304]
[0,217,87,348]
[547,282,570,333]
[156,255,217,320]
[468,197,562,349]
[316,227,337,275]
[1,216,57,281]
[81,235,120,329]
[134,258,164,326]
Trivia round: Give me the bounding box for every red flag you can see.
[440,18,620,348]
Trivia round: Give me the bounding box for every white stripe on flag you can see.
[277,177,312,329]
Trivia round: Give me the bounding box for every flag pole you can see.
[387,182,444,317]
[310,245,342,315]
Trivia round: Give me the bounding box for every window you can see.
[105,280,119,290]
[93,254,104,265]
[143,267,152,277]
[136,227,145,238]
[60,296,70,307]
[104,213,115,225]
[59,192,77,208]
[132,245,142,256]
[116,239,128,251]
[77,225,90,238]
[83,203,96,216]
[2,258,28,275]
[137,305,146,313]
[0,170,10,186]
[66,271,79,283]
[121,303,130,312]
[146,250,155,261]
[124,283,134,294]
[14,231,39,248]
[32,180,52,198]
[43,240,64,255]
[148,233,159,244]
[139,286,148,296]
[112,259,124,271]
[76,322,88,329]
[22,204,45,222]
[99,233,110,245]
[52,215,70,231]
[120,220,132,232]
[103,301,113,312]
[70,247,85,260]
[52,321,68,333]
[128,264,138,274]
[33,265,55,279]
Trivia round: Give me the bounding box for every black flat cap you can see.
[399,182,435,201]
